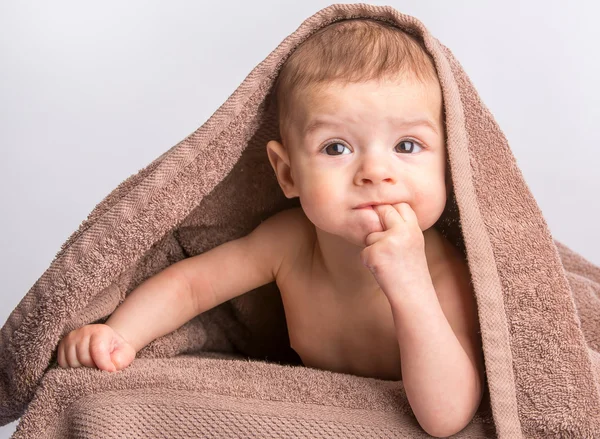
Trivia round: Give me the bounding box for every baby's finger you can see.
[65,341,82,368]
[364,231,385,247]
[373,204,403,230]
[57,341,67,368]
[395,203,418,224]
[75,336,97,368]
[89,333,116,372]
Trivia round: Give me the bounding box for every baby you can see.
[57,19,485,437]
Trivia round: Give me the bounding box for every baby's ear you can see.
[266,140,299,199]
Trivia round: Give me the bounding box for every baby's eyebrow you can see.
[303,119,342,137]
[303,116,439,137]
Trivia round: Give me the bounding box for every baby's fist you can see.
[57,324,136,372]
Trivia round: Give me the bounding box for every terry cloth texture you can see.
[2,3,600,438]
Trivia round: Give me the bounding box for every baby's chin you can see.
[311,209,385,246]
[353,209,384,229]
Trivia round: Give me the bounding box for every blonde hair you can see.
[272,18,440,142]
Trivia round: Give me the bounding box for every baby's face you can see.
[270,77,448,247]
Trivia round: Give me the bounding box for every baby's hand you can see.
[57,324,136,372]
[361,203,430,306]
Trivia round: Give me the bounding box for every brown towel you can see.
[2,3,600,438]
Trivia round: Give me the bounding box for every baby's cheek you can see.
[301,173,335,204]
[299,185,328,217]
[299,180,341,226]
[412,182,447,231]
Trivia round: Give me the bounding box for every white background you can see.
[1,1,599,436]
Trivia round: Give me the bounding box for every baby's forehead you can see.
[289,79,444,131]
[296,78,440,109]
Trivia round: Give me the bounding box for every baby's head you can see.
[266,18,450,247]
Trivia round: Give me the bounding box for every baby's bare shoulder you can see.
[266,207,315,279]
[264,207,314,241]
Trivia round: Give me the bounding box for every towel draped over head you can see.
[2,4,600,438]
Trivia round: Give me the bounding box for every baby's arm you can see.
[104,265,199,353]
[390,254,484,438]
[57,208,300,371]
[57,264,198,371]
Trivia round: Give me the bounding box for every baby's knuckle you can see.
[387,236,402,247]
[89,341,104,355]
[83,324,98,336]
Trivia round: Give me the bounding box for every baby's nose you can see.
[355,159,395,185]
[359,174,394,185]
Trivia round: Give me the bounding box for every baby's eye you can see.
[321,142,351,156]
[320,139,424,156]
[395,140,424,154]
